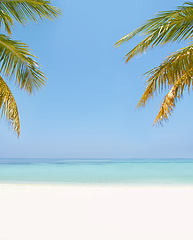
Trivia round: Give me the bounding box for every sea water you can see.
[0,158,193,185]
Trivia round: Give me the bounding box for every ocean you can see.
[0,158,193,185]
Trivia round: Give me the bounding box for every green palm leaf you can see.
[0,75,20,135]
[0,0,61,35]
[115,2,193,124]
[0,0,61,135]
[0,34,46,93]
[0,7,13,35]
[114,2,193,62]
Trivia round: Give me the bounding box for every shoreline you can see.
[0,182,193,188]
[0,184,193,240]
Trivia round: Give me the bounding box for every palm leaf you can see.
[0,0,61,136]
[0,75,20,136]
[0,34,46,93]
[114,2,193,62]
[0,0,61,35]
[154,67,193,124]
[137,44,193,108]
[0,7,13,35]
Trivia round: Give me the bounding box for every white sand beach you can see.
[0,184,193,240]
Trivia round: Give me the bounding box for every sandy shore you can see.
[0,184,193,240]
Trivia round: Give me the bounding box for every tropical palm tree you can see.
[0,0,61,136]
[114,2,193,125]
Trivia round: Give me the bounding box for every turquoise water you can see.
[0,158,193,185]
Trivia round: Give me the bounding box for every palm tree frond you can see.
[0,34,46,93]
[137,44,193,107]
[0,75,20,136]
[0,0,61,34]
[114,2,193,62]
[0,8,13,35]
[153,72,191,124]
[113,25,146,48]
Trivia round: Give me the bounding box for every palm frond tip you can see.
[0,76,20,136]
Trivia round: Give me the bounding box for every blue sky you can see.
[0,0,192,158]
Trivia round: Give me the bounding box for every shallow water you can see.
[0,158,193,185]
